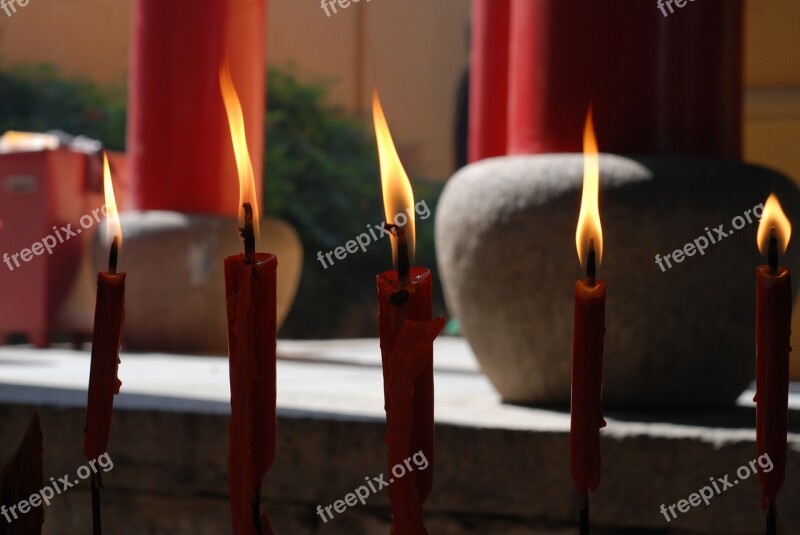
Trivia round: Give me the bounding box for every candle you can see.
[754,194,792,531]
[84,152,125,535]
[570,109,607,533]
[0,412,44,533]
[373,91,445,534]
[220,62,277,535]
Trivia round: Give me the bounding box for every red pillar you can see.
[506,0,743,159]
[468,0,510,163]
[127,0,267,217]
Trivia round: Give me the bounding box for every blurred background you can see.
[0,0,798,341]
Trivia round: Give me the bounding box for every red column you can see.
[468,0,510,163]
[507,0,743,159]
[127,0,267,217]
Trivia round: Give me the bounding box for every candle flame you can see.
[220,61,260,238]
[372,89,415,265]
[757,193,791,255]
[575,107,603,267]
[103,152,122,248]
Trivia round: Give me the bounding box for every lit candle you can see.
[84,152,125,535]
[221,62,277,535]
[754,193,791,534]
[570,108,607,535]
[373,91,445,534]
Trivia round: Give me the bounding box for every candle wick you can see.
[384,222,410,287]
[242,203,256,265]
[587,239,596,285]
[768,227,778,274]
[108,236,119,274]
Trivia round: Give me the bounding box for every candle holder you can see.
[436,154,800,408]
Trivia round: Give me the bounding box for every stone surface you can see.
[0,341,798,534]
[435,155,800,408]
[89,211,303,353]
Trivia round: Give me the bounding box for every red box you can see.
[0,149,126,347]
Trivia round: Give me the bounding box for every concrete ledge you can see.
[0,341,798,534]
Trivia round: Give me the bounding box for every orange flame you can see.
[220,61,260,238]
[575,107,603,267]
[103,152,122,248]
[372,90,415,265]
[757,193,791,255]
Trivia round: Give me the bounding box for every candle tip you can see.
[384,222,410,287]
[586,239,596,285]
[241,203,256,264]
[768,227,778,274]
[108,236,119,274]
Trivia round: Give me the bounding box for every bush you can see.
[265,68,447,337]
[0,64,126,149]
[0,64,445,338]
[264,67,386,337]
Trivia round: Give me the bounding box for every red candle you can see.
[83,270,124,461]
[0,412,44,534]
[373,92,445,534]
[221,64,277,535]
[224,241,277,535]
[754,194,792,516]
[84,153,125,534]
[571,276,605,496]
[84,153,125,464]
[570,111,606,530]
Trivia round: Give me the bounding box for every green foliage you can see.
[264,67,387,337]
[0,64,126,149]
[0,63,446,337]
[265,68,448,337]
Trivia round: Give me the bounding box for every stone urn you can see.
[435,155,800,409]
[91,211,302,354]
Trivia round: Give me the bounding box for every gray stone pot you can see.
[92,211,303,354]
[435,155,800,409]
